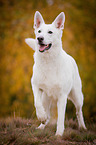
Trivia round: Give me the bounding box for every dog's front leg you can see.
[32,85,47,122]
[56,95,67,136]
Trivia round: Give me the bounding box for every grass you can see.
[0,118,96,145]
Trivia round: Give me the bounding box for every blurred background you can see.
[0,0,96,122]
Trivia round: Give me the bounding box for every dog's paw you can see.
[36,108,47,122]
[36,123,45,130]
[79,125,87,131]
[55,130,64,136]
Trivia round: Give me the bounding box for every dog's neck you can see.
[34,41,63,63]
[34,46,62,64]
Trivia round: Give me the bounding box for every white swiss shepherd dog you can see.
[25,11,86,136]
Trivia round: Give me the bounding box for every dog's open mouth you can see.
[39,43,52,53]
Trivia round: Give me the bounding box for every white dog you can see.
[25,11,86,136]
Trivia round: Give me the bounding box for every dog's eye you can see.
[48,31,53,34]
[38,30,41,33]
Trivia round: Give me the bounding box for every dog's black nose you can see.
[37,37,44,43]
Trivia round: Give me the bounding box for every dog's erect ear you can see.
[25,38,35,51]
[52,12,65,29]
[34,11,45,29]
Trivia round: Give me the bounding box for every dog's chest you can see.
[39,77,62,99]
[33,60,63,97]
[32,53,73,98]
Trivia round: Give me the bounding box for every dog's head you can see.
[34,11,65,53]
[25,11,65,53]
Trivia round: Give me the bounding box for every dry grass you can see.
[0,117,96,145]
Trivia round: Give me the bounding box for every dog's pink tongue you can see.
[39,45,48,51]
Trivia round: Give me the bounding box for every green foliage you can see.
[0,0,96,121]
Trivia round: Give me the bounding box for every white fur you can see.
[25,38,36,50]
[25,11,86,136]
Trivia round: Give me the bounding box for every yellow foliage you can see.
[0,0,96,121]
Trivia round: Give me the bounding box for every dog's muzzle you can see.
[39,43,52,53]
[37,37,52,53]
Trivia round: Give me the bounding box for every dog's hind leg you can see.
[68,88,86,130]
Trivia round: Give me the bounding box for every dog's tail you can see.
[25,38,35,51]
